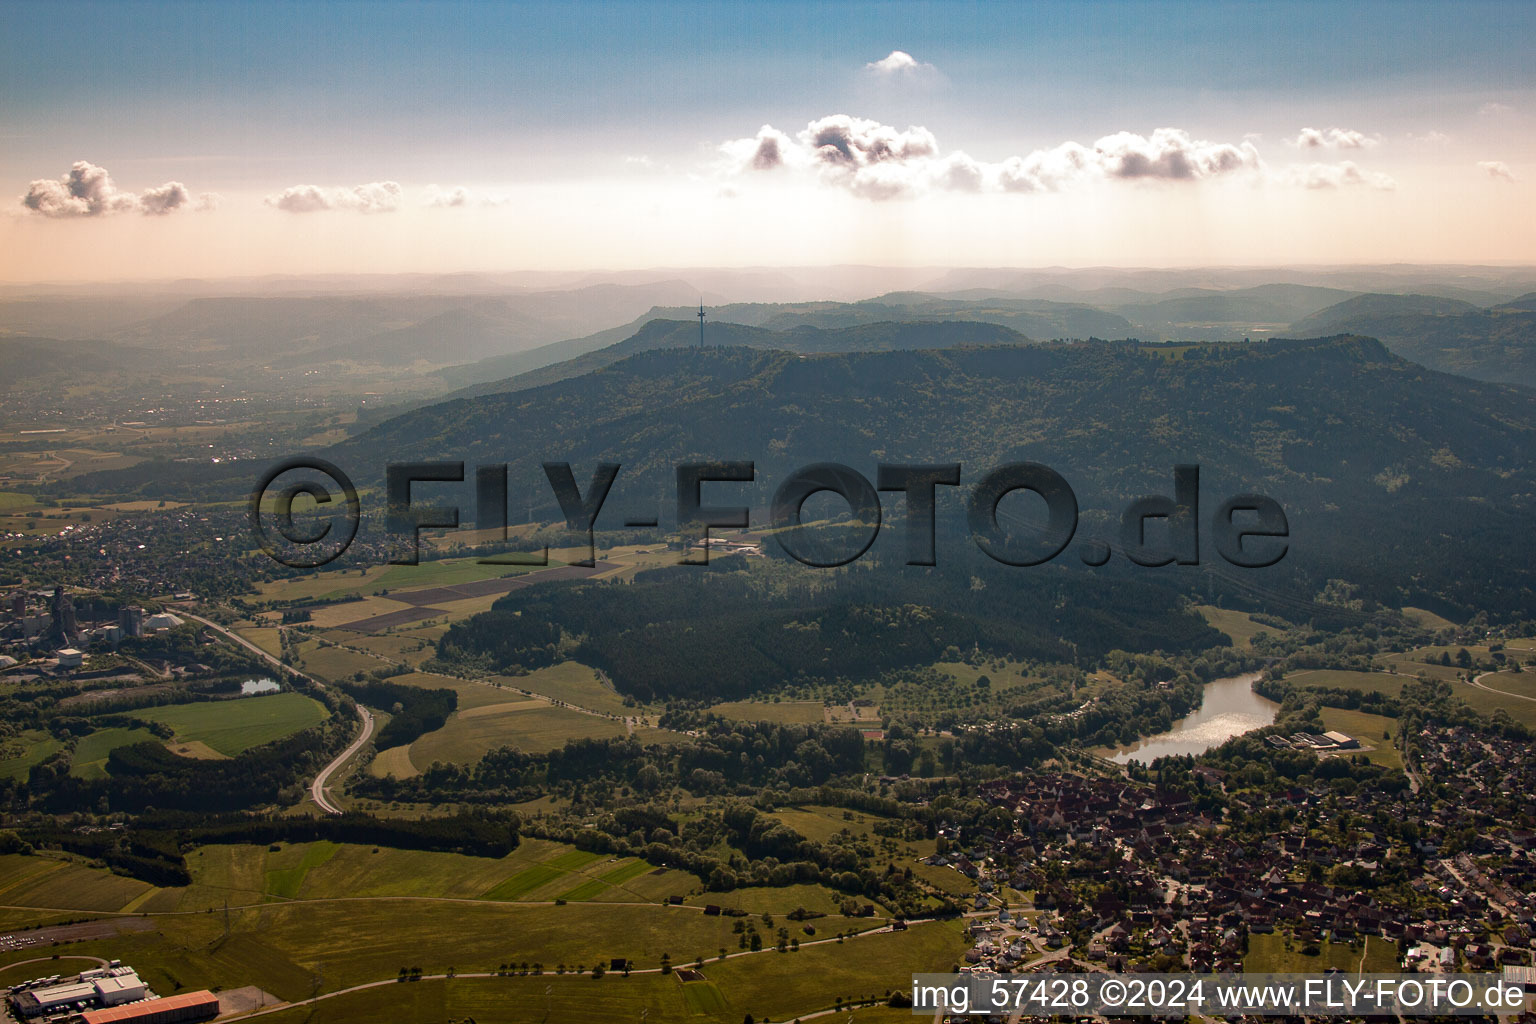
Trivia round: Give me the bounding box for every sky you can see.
[1,0,1533,282]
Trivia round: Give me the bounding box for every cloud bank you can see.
[423,185,511,208]
[20,161,197,218]
[720,116,1409,201]
[1284,160,1397,191]
[722,117,1265,200]
[265,181,404,214]
[1291,127,1378,150]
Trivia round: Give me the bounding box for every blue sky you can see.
[2,1,1532,278]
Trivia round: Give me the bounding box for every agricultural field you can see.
[767,805,889,844]
[1197,605,1284,648]
[1476,669,1536,699]
[69,726,158,778]
[387,671,526,711]
[707,699,826,724]
[1285,669,1411,697]
[0,729,63,781]
[686,883,856,918]
[322,631,436,667]
[185,929,953,1024]
[132,691,328,755]
[1401,606,1458,631]
[235,625,284,658]
[1456,677,1536,728]
[409,702,627,765]
[295,641,385,681]
[0,854,155,913]
[498,662,631,716]
[368,744,418,779]
[1318,708,1402,771]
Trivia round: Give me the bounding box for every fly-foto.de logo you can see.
[249,459,1288,571]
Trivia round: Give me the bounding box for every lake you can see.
[240,678,281,695]
[1104,671,1277,763]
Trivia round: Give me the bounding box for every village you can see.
[915,730,1536,1015]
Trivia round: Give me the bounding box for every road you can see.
[183,611,371,816]
[310,704,373,814]
[1469,669,1536,703]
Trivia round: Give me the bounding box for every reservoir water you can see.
[1105,671,1277,763]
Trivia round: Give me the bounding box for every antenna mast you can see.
[697,301,705,347]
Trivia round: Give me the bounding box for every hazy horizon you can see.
[3,0,1534,282]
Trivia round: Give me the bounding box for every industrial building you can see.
[7,967,145,1018]
[79,990,219,1024]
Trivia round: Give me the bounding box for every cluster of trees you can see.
[336,678,456,748]
[359,719,873,804]
[434,559,1225,702]
[21,810,518,887]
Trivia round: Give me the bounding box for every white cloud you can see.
[864,50,938,78]
[720,117,1261,200]
[1477,160,1517,182]
[1285,160,1397,191]
[1291,127,1378,150]
[423,185,510,208]
[1408,130,1451,145]
[1479,101,1514,116]
[19,161,197,218]
[265,180,404,214]
[194,192,224,212]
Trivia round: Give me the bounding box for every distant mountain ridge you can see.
[101,280,709,367]
[0,336,139,388]
[342,333,1536,618]
[1289,293,1536,388]
[439,317,1033,401]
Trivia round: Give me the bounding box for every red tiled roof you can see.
[81,990,219,1024]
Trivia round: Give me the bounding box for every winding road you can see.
[183,611,371,815]
[309,704,373,814]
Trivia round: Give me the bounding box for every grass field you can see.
[0,730,63,781]
[171,838,679,912]
[1245,932,1399,973]
[1401,606,1458,630]
[707,700,826,724]
[503,662,630,716]
[1197,605,1284,648]
[206,961,940,1024]
[769,805,885,843]
[1478,670,1536,698]
[1318,708,1402,771]
[410,703,626,765]
[0,854,154,913]
[69,726,158,778]
[368,744,418,779]
[687,883,854,917]
[375,670,527,711]
[1457,679,1536,728]
[265,841,341,898]
[133,692,327,755]
[0,491,38,511]
[1287,669,1410,696]
[0,843,958,1021]
[297,642,385,681]
[235,626,284,658]
[323,632,436,667]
